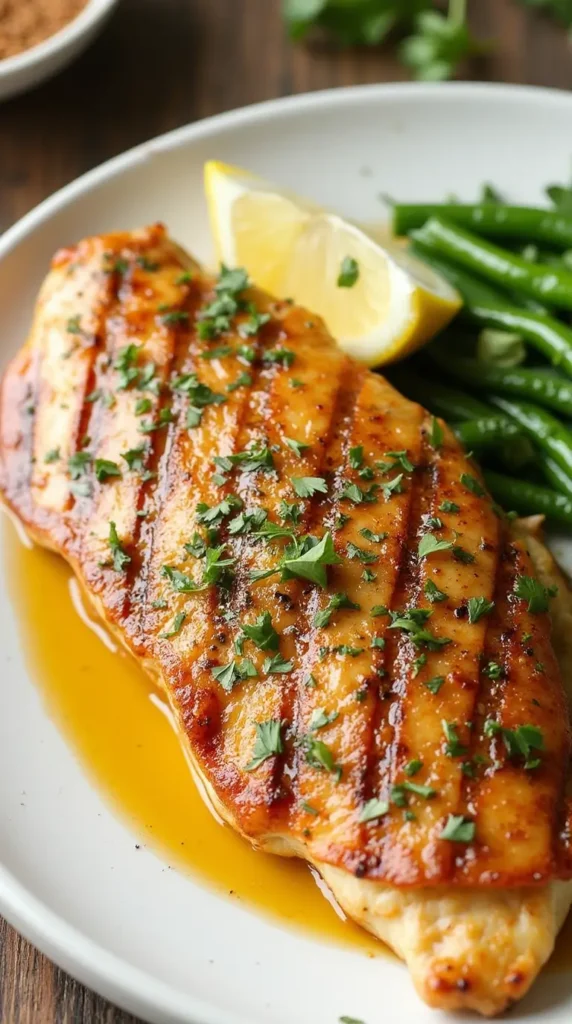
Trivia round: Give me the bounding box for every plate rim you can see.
[2,79,572,1024]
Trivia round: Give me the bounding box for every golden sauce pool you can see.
[3,518,382,957]
[5,516,572,970]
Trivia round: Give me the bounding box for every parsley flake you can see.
[245,720,283,770]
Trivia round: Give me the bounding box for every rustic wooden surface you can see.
[0,0,571,1019]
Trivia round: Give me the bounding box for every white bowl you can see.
[1,83,572,1024]
[0,0,119,102]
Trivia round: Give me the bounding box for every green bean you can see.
[453,415,521,449]
[483,470,572,526]
[386,369,491,421]
[412,217,572,312]
[539,456,572,499]
[488,394,572,482]
[411,241,572,377]
[393,203,572,250]
[428,349,572,417]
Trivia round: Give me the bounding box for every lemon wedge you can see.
[204,160,462,367]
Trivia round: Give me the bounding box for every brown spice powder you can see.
[0,0,90,60]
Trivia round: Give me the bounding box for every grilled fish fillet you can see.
[2,223,572,1016]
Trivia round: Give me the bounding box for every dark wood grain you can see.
[1,0,571,1019]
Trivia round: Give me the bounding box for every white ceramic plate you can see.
[2,82,572,1024]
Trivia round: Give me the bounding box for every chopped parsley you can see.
[262,347,295,368]
[460,472,486,498]
[240,611,279,651]
[337,256,360,288]
[211,659,256,692]
[452,545,475,564]
[425,675,445,694]
[484,720,544,768]
[349,445,363,469]
[196,495,242,526]
[346,542,377,564]
[292,476,327,498]
[359,528,387,543]
[159,611,186,640]
[279,500,303,525]
[442,720,467,758]
[227,372,252,392]
[66,315,83,335]
[161,566,202,593]
[418,533,453,559]
[309,709,339,731]
[440,500,460,513]
[284,437,311,457]
[340,481,378,505]
[44,447,60,464]
[513,574,557,614]
[228,508,268,535]
[253,531,341,589]
[238,309,270,338]
[108,521,130,572]
[424,579,447,603]
[171,373,225,427]
[302,737,341,780]
[160,309,190,326]
[114,344,140,389]
[94,458,121,483]
[314,592,360,628]
[467,596,495,624]
[404,759,423,776]
[381,473,403,499]
[482,661,504,680]
[135,397,152,415]
[245,719,283,770]
[389,609,451,651]
[440,815,476,843]
[359,798,389,823]
[121,445,147,472]
[68,450,91,479]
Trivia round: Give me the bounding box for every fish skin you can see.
[1,222,571,896]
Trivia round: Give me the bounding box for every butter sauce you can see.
[3,519,382,958]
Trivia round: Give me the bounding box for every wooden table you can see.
[0,0,571,1019]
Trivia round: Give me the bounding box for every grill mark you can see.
[212,346,318,817]
[129,285,210,633]
[457,527,510,840]
[361,422,434,811]
[67,269,117,516]
[284,364,366,808]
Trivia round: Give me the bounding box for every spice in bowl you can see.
[0,0,90,60]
